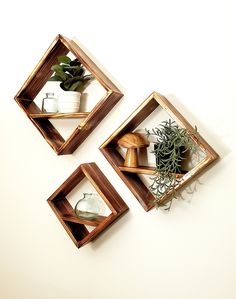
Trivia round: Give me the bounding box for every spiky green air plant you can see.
[146,119,197,210]
[49,55,93,92]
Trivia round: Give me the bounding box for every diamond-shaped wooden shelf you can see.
[100,91,219,211]
[47,163,129,248]
[15,34,123,155]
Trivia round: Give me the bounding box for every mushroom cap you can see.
[117,132,150,149]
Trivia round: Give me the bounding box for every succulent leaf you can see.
[58,55,71,64]
[48,75,62,81]
[70,81,83,91]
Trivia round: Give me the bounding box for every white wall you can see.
[1,1,236,298]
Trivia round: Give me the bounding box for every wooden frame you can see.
[47,163,129,248]
[100,91,219,211]
[15,34,123,155]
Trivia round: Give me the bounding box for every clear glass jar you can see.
[74,193,102,220]
[42,92,58,113]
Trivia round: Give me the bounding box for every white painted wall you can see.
[1,1,236,298]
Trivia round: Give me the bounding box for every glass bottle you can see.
[74,193,101,220]
[42,92,58,113]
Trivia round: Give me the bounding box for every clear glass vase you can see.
[74,193,101,220]
[42,92,58,113]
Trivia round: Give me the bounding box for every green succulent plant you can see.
[146,119,197,209]
[49,55,93,92]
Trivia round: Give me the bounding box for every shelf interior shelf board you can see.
[61,214,107,227]
[30,112,90,119]
[119,165,185,178]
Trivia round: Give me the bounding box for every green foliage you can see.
[49,55,93,92]
[146,119,197,209]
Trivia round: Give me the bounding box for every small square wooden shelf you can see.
[47,163,129,248]
[15,34,123,155]
[100,91,219,211]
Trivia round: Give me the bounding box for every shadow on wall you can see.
[89,211,131,251]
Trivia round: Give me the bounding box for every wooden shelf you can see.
[119,165,185,177]
[100,91,219,211]
[15,34,123,155]
[47,163,129,248]
[61,214,106,227]
[30,112,90,119]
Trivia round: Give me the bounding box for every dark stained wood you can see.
[16,99,42,114]
[81,163,128,213]
[16,35,69,100]
[62,214,107,227]
[103,97,159,148]
[15,98,65,152]
[52,194,74,215]
[77,213,117,247]
[64,221,90,243]
[32,118,65,151]
[100,91,219,211]
[30,112,90,119]
[48,166,85,199]
[47,163,129,248]
[58,91,123,155]
[101,148,154,211]
[14,34,123,155]
[48,194,89,245]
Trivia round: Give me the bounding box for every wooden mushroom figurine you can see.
[117,133,150,167]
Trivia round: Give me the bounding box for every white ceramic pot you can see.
[58,91,81,113]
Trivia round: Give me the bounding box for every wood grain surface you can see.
[47,163,129,248]
[100,91,219,211]
[14,34,123,155]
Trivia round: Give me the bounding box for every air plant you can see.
[146,119,197,210]
[49,55,93,92]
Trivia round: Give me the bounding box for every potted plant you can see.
[146,119,197,209]
[48,55,93,113]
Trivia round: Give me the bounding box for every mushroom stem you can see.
[124,148,138,167]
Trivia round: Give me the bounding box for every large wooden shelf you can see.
[47,163,129,248]
[15,34,123,155]
[100,91,219,211]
